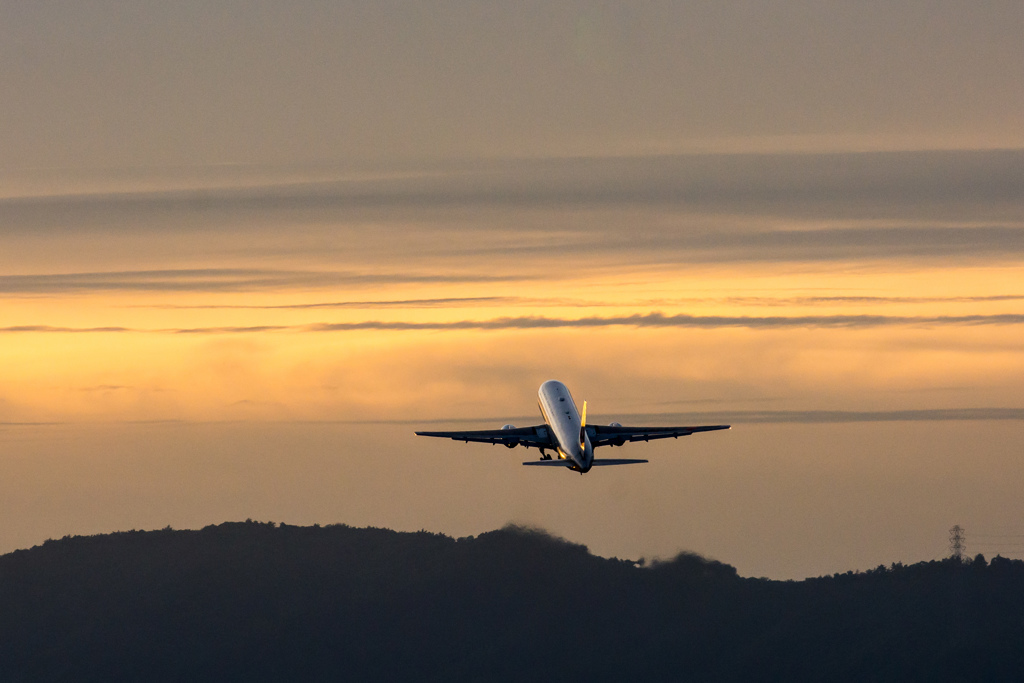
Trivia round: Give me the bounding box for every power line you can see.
[946,526,1024,559]
[971,534,1024,538]
[973,542,1024,546]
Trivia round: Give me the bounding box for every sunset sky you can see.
[2,1,1022,579]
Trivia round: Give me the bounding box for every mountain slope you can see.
[1,522,1022,682]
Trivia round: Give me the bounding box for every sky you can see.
[1,1,1023,579]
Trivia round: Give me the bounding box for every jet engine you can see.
[608,422,626,447]
[501,424,519,448]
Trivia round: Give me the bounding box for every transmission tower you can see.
[949,525,966,561]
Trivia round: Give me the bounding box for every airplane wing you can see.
[415,425,552,449]
[587,424,730,448]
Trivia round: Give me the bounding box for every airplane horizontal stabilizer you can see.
[590,459,649,466]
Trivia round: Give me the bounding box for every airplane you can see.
[415,379,729,474]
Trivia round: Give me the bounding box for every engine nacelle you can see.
[608,422,626,447]
[501,424,518,448]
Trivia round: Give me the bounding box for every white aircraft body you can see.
[416,380,729,474]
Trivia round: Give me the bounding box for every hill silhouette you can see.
[2,521,1023,682]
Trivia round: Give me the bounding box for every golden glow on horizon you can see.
[1,259,1021,423]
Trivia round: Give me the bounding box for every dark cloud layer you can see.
[0,269,529,294]
[543,225,1024,263]
[305,312,1024,332]
[138,294,1024,311]
[4,312,1024,335]
[5,150,1023,219]
[3,151,1022,267]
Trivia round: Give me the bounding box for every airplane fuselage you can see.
[537,380,594,472]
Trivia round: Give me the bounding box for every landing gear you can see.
[539,448,552,460]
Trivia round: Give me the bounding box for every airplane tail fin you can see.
[579,400,588,448]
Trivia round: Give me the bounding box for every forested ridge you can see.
[2,521,1023,682]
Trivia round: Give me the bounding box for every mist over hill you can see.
[2,522,1023,682]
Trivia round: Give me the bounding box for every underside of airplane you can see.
[416,380,729,474]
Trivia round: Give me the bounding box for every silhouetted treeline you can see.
[2,522,1023,682]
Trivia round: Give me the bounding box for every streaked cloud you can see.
[5,408,1021,427]
[4,312,1024,335]
[709,294,1024,307]
[3,152,1022,271]
[0,325,132,333]
[0,269,530,294]
[617,408,1024,424]
[328,408,1024,425]
[139,296,524,310]
[5,150,1023,218]
[305,312,1024,332]
[0,421,64,427]
[130,294,1024,311]
[513,225,1024,263]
